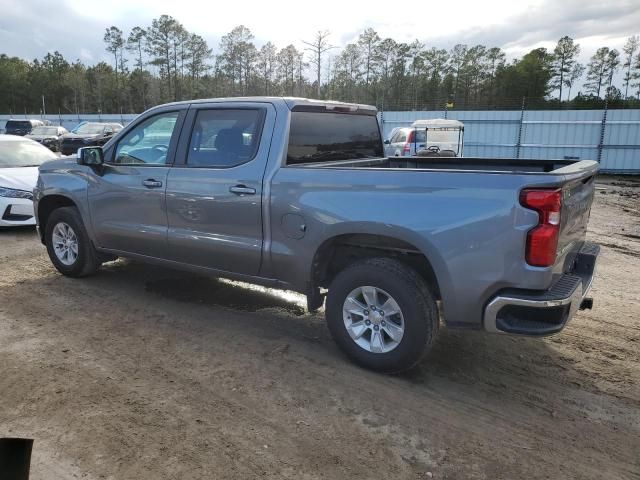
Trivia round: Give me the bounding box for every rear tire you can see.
[45,207,101,277]
[326,257,439,373]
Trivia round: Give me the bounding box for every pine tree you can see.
[551,36,580,102]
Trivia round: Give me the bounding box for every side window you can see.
[393,131,407,143]
[113,112,179,165]
[187,109,263,168]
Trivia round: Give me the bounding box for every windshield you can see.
[73,124,105,135]
[287,112,383,165]
[0,139,57,167]
[30,127,59,135]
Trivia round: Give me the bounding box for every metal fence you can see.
[2,108,639,173]
[379,108,640,173]
[0,114,138,133]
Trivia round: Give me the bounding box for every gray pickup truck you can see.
[34,97,600,372]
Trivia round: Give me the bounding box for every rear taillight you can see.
[520,188,562,267]
[403,131,415,153]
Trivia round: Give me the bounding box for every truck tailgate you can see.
[557,169,597,269]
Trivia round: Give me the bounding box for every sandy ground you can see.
[0,176,639,480]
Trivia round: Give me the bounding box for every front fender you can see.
[35,160,93,242]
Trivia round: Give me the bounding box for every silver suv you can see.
[384,128,427,157]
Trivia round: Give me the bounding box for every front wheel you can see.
[326,257,439,373]
[45,207,101,277]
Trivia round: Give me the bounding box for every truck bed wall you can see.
[301,156,585,173]
[268,165,575,328]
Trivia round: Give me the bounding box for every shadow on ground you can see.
[44,258,603,401]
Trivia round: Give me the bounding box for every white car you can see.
[0,135,57,227]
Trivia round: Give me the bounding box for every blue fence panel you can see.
[379,109,640,172]
[601,110,640,172]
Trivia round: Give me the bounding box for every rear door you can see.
[87,108,186,257]
[389,130,406,156]
[165,101,275,276]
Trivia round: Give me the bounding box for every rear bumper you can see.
[484,242,599,336]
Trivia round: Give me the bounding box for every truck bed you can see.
[299,156,598,175]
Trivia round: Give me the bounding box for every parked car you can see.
[26,125,69,152]
[384,119,464,157]
[4,119,46,136]
[59,122,123,156]
[0,135,57,227]
[384,127,426,157]
[34,98,600,373]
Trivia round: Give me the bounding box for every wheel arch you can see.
[310,229,450,306]
[37,194,79,244]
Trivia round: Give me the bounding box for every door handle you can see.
[229,185,256,195]
[142,179,163,188]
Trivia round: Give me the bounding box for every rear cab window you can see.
[286,112,383,165]
[5,120,32,131]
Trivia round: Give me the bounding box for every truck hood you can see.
[62,133,101,141]
[38,157,78,171]
[26,134,57,141]
[0,166,39,191]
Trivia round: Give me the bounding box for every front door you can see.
[88,109,185,258]
[165,102,275,276]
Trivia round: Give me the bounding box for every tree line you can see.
[1,15,639,115]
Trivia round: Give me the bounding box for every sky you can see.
[0,0,639,68]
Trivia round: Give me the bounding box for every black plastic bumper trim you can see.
[484,241,599,336]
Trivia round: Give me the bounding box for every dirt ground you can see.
[1,176,639,480]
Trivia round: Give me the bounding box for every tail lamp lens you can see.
[520,189,562,267]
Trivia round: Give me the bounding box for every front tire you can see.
[326,257,439,373]
[45,207,101,277]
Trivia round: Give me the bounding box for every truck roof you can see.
[153,97,378,115]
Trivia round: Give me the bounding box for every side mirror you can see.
[77,146,104,166]
[383,139,391,145]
